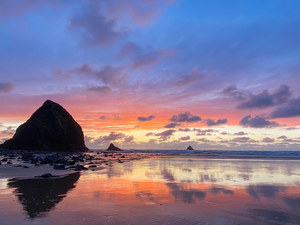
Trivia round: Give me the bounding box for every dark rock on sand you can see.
[0,100,88,152]
[66,160,75,165]
[187,145,194,150]
[107,143,122,151]
[21,153,33,161]
[74,164,88,171]
[40,173,53,178]
[53,164,66,170]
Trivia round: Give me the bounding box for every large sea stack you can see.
[0,100,88,152]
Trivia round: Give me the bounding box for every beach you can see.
[0,151,299,225]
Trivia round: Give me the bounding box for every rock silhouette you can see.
[0,100,88,152]
[107,143,122,151]
[187,146,194,150]
[7,172,80,218]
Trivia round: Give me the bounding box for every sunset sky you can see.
[1,0,300,150]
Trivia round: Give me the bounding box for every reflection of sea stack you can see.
[107,143,122,151]
[187,146,194,150]
[8,172,80,218]
[0,100,88,152]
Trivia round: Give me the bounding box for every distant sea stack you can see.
[107,143,122,151]
[0,100,88,152]
[187,145,194,150]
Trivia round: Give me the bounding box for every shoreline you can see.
[0,149,152,180]
[152,152,300,160]
[1,149,299,180]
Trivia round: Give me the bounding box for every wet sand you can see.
[0,151,300,225]
[1,149,300,179]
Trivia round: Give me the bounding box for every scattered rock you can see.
[0,100,88,152]
[74,164,88,171]
[53,164,66,170]
[66,160,75,165]
[30,159,38,164]
[21,153,33,161]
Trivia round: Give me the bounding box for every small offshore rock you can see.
[107,143,122,151]
[187,145,194,150]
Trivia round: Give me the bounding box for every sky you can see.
[1,0,300,150]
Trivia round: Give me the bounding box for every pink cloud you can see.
[132,49,175,70]
[69,8,123,47]
[59,63,127,87]
[0,0,64,18]
[119,42,142,58]
[98,0,175,26]
[173,67,205,87]
[0,82,14,93]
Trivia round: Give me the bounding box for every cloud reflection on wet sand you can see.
[1,156,300,225]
